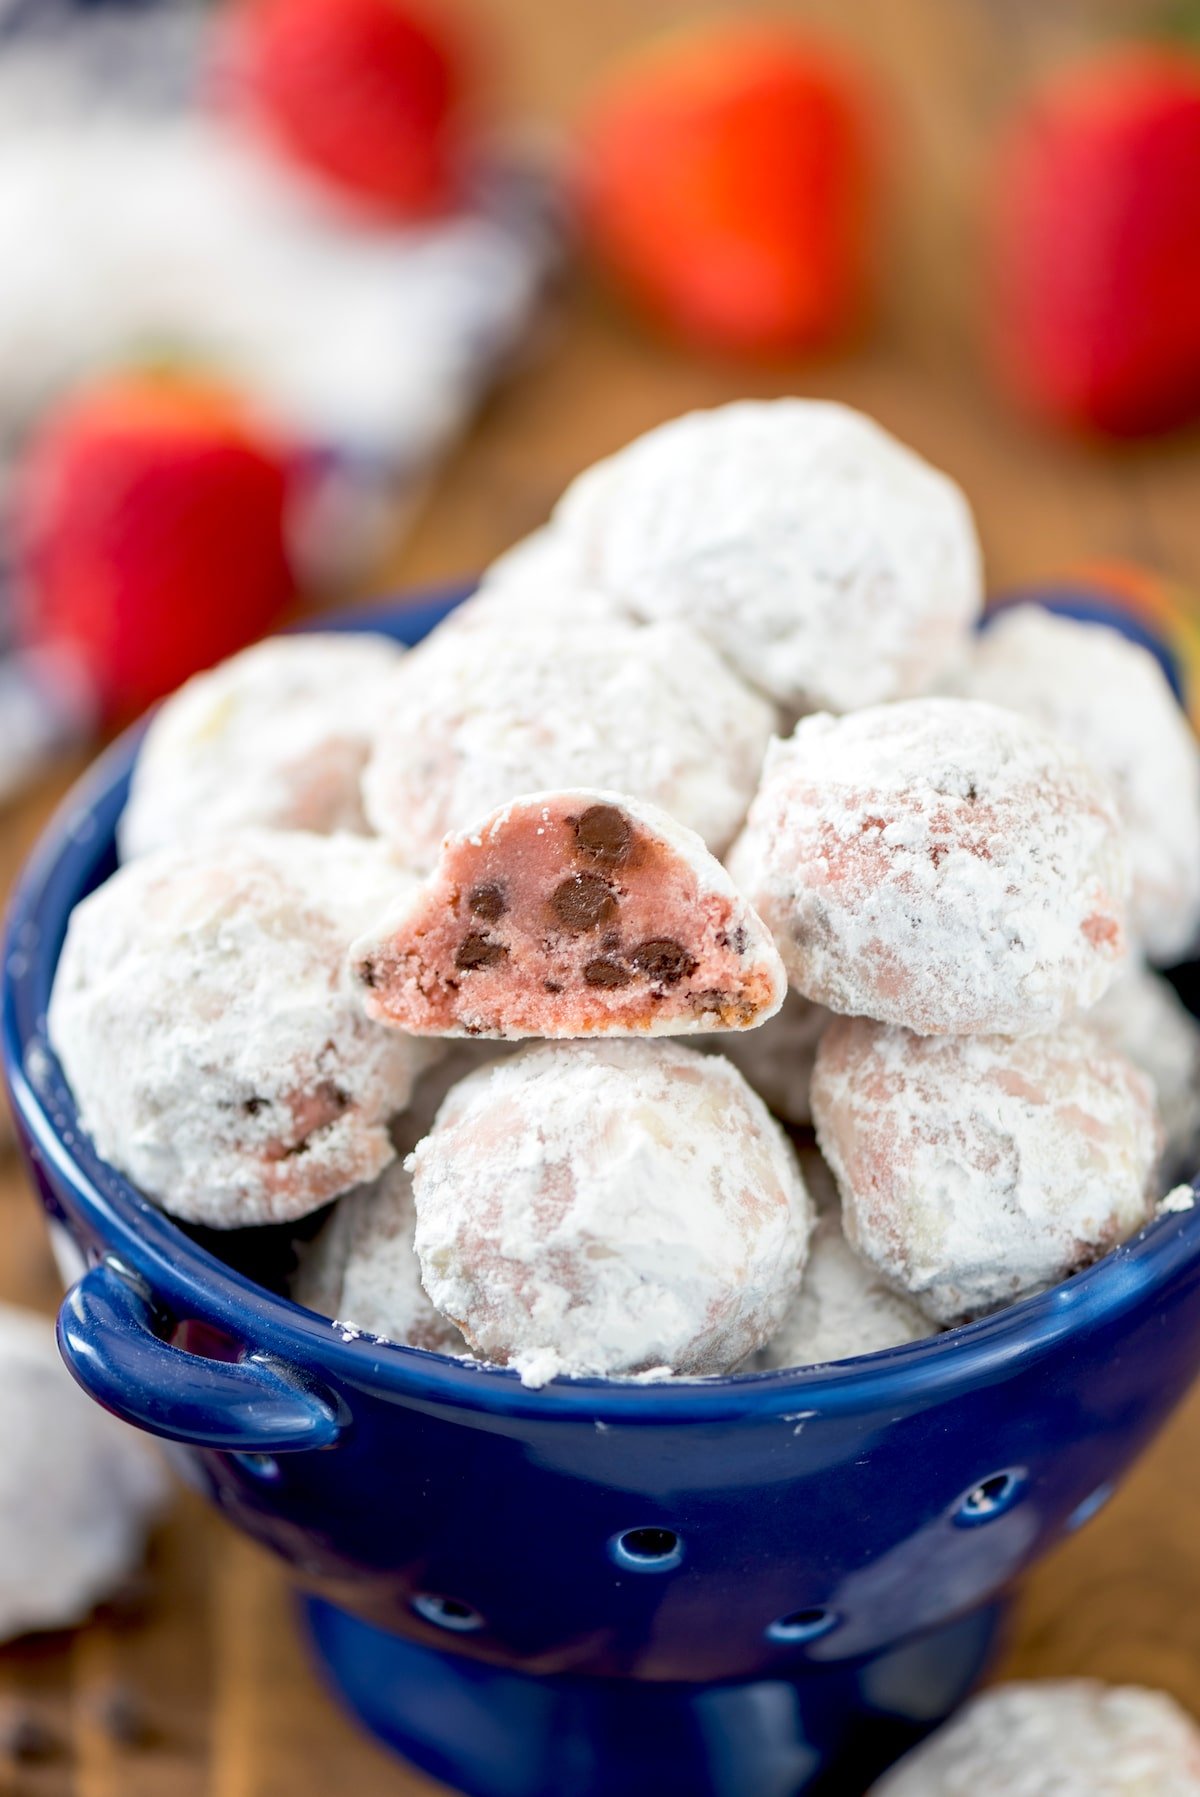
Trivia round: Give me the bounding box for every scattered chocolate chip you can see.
[315,1081,350,1114]
[631,938,697,985]
[0,1704,61,1764]
[468,882,507,922]
[455,933,509,972]
[544,980,563,993]
[359,960,380,989]
[242,1096,267,1117]
[584,958,632,988]
[573,804,632,867]
[966,780,979,802]
[550,873,617,933]
[89,1683,153,1749]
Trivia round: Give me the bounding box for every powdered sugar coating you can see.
[554,400,983,714]
[949,605,1200,964]
[120,634,405,859]
[1090,963,1200,1176]
[49,830,424,1227]
[0,1303,167,1641]
[362,610,775,867]
[870,1681,1200,1796]
[353,789,786,1039]
[712,990,831,1126]
[294,1160,469,1356]
[812,1016,1162,1326]
[731,697,1130,1036]
[409,1040,813,1385]
[757,1212,931,1369]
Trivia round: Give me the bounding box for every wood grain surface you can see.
[2,0,1199,1790]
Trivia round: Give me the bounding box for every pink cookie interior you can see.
[360,799,773,1036]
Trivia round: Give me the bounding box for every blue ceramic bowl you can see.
[6,591,1200,1797]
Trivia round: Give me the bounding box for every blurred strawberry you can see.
[14,374,295,723]
[219,0,470,220]
[575,22,878,358]
[989,48,1200,437]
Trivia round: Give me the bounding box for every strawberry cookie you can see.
[730,697,1130,1036]
[120,632,404,859]
[552,399,982,714]
[811,1015,1162,1327]
[353,790,785,1038]
[361,606,774,867]
[949,604,1200,964]
[871,1680,1200,1795]
[408,1040,813,1385]
[50,831,424,1228]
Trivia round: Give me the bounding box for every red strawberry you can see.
[220,0,469,220]
[989,48,1200,437]
[575,22,878,358]
[15,375,295,722]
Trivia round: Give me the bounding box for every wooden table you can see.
[3,0,1200,1789]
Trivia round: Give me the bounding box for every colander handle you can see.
[57,1259,342,1454]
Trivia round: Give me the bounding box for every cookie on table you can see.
[552,398,982,714]
[361,606,775,867]
[0,1304,167,1641]
[869,1680,1200,1796]
[730,697,1130,1037]
[353,790,786,1039]
[756,1211,931,1370]
[50,830,424,1228]
[295,1160,469,1357]
[408,1040,814,1385]
[811,1015,1162,1327]
[949,604,1200,964]
[119,633,404,859]
[1089,962,1200,1177]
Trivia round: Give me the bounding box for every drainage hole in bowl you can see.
[767,1608,838,1645]
[955,1469,1026,1526]
[610,1527,683,1571]
[411,1593,485,1633]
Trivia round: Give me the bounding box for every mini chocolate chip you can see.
[573,804,632,866]
[551,873,617,933]
[468,882,507,922]
[631,938,697,985]
[90,1684,153,1749]
[544,979,563,993]
[315,1080,350,1114]
[242,1096,267,1117]
[584,958,631,988]
[0,1704,60,1764]
[359,960,380,989]
[455,933,509,972]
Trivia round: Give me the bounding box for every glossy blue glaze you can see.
[6,589,1200,1795]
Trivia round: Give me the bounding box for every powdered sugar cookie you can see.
[361,607,775,868]
[731,697,1130,1036]
[295,1160,469,1356]
[119,633,405,859]
[949,605,1200,964]
[409,1040,813,1385]
[1089,963,1200,1176]
[354,790,785,1039]
[0,1304,167,1641]
[811,1016,1162,1326]
[553,399,982,714]
[757,1212,930,1370]
[870,1680,1200,1796]
[713,990,831,1126]
[50,830,423,1228]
